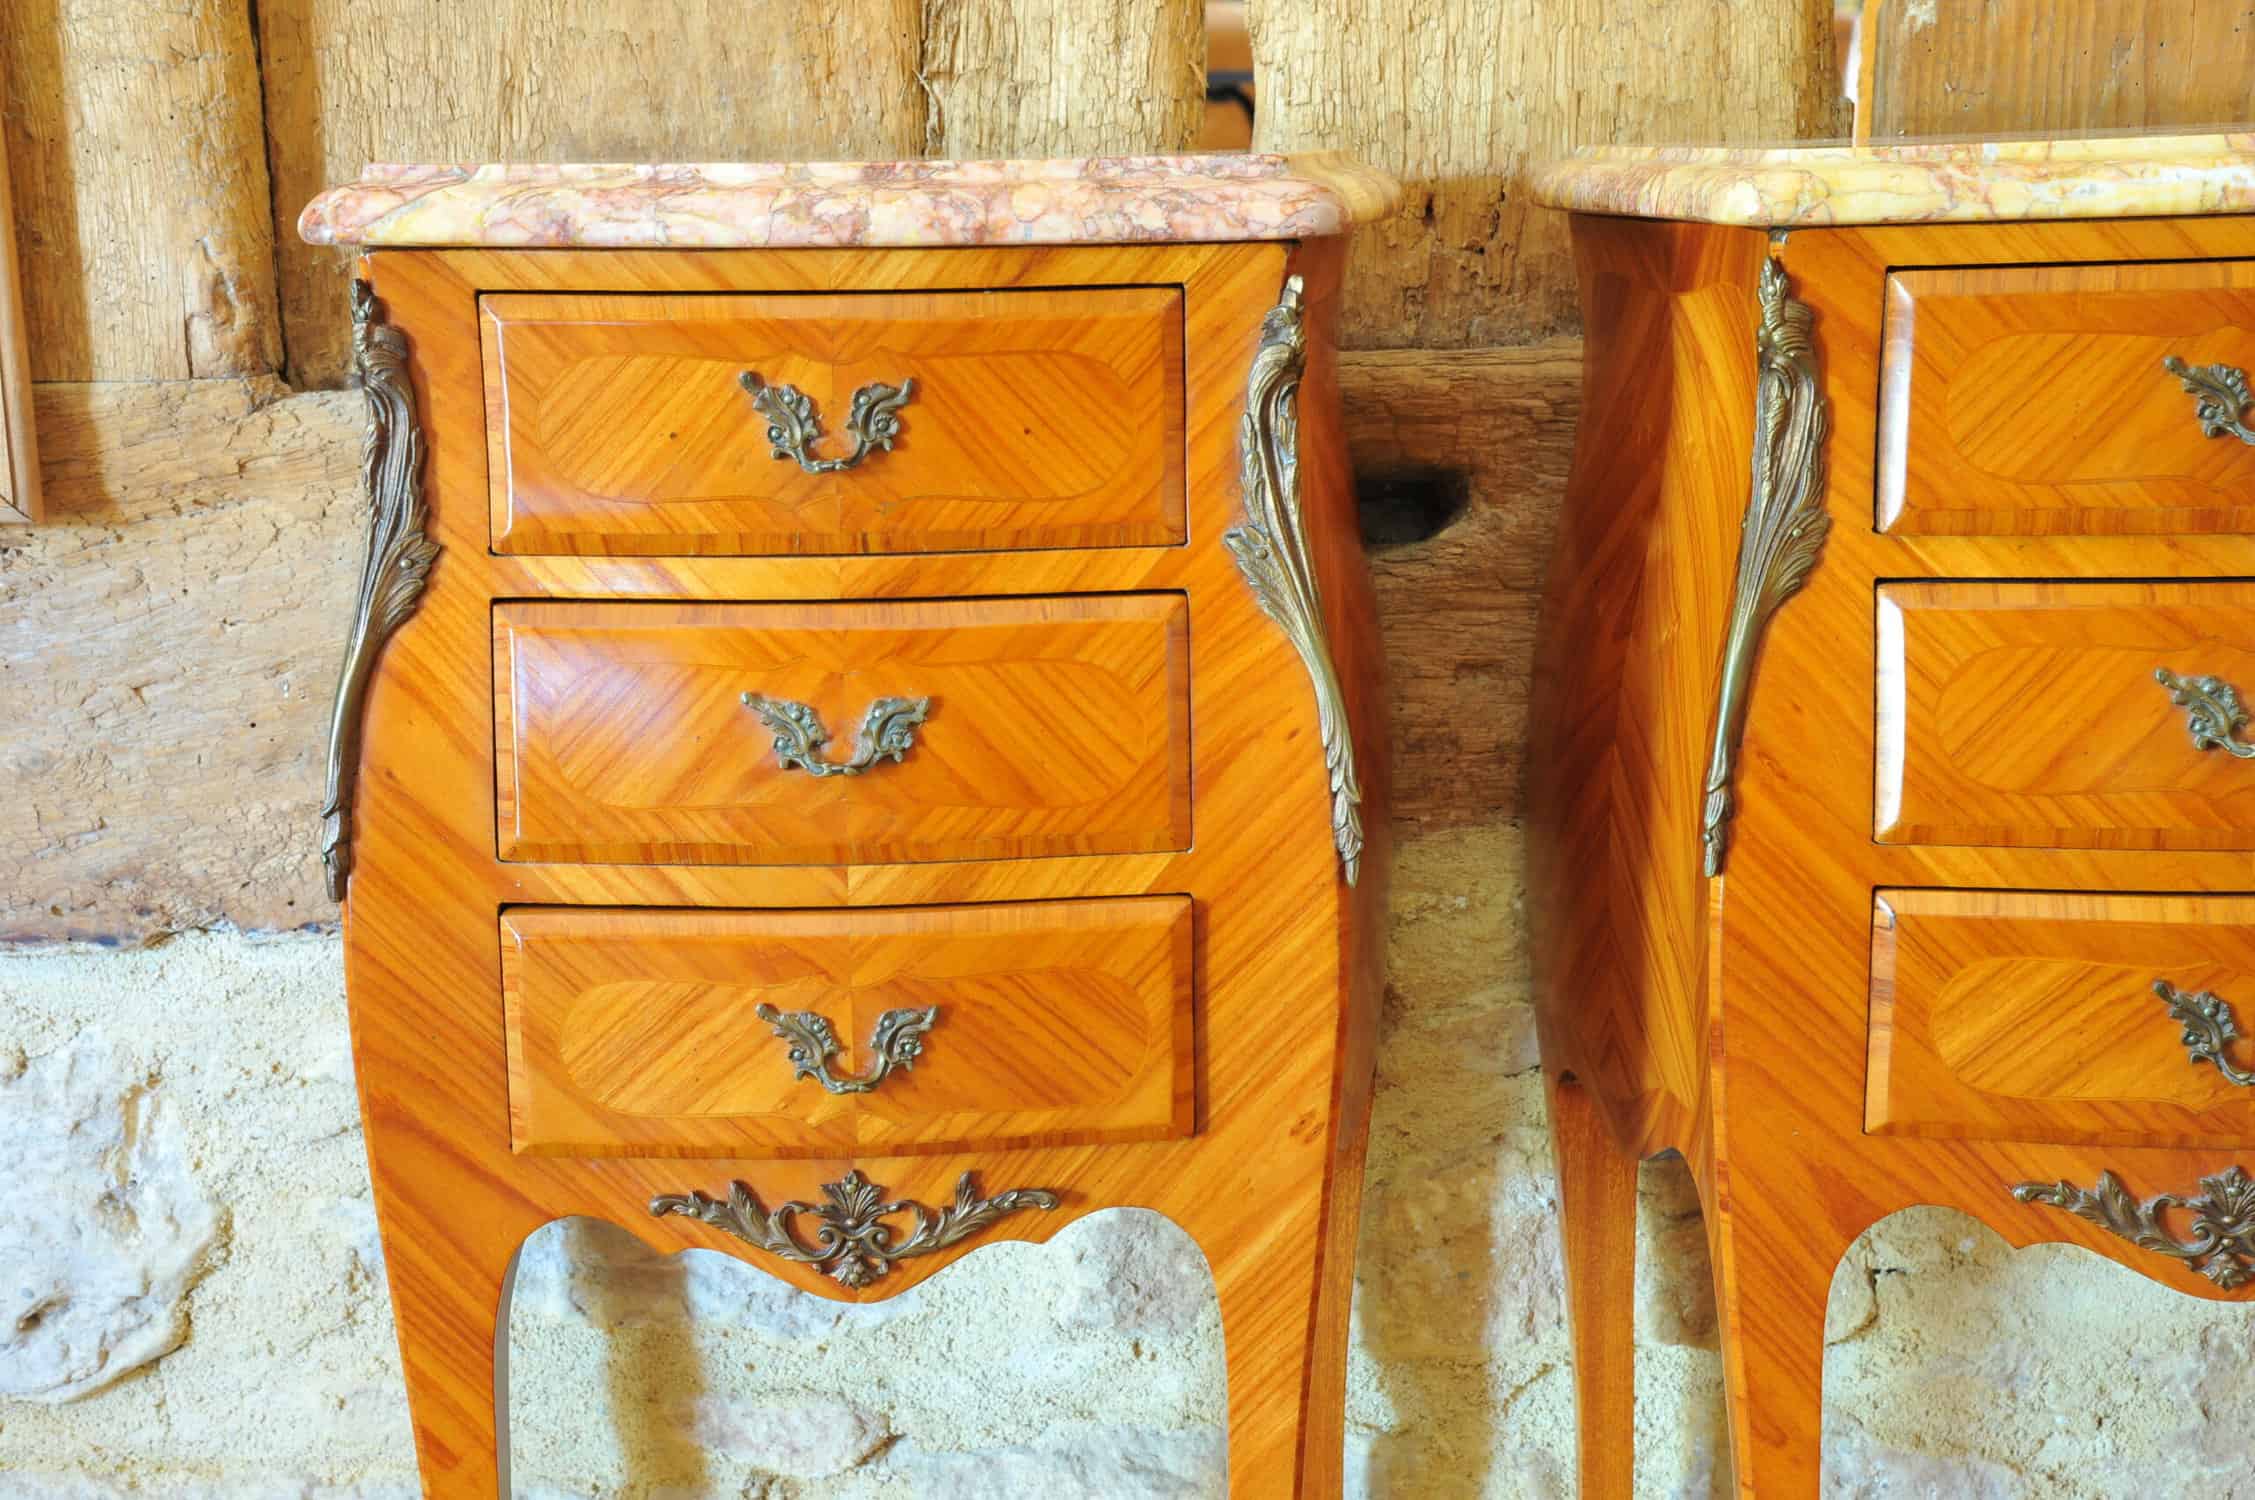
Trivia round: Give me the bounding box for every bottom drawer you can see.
[501,897,1194,1157]
[1869,889,2255,1148]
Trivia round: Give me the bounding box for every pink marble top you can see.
[299,154,1400,249]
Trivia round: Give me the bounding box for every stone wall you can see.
[7,2,2255,1496]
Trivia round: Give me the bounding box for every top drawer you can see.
[1878,259,2255,536]
[482,288,1186,557]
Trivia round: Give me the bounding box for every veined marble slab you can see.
[1531,130,2255,227]
[300,154,1400,248]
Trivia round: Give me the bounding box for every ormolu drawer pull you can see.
[2163,356,2255,446]
[2012,1165,2255,1288]
[756,1001,938,1095]
[650,1170,1060,1287]
[738,372,914,472]
[2155,668,2255,759]
[741,693,930,777]
[2153,979,2255,1087]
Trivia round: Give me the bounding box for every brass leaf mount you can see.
[650,1170,1060,1288]
[741,694,931,777]
[739,372,915,473]
[1223,274,1365,885]
[2012,1166,2255,1290]
[2155,668,2255,759]
[2163,356,2255,446]
[320,279,439,902]
[1701,256,1832,878]
[2153,979,2255,1087]
[755,1002,939,1095]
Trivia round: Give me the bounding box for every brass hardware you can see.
[2163,356,2255,446]
[2012,1166,2255,1289]
[1701,257,1831,878]
[2155,668,2255,759]
[1224,274,1366,885]
[756,1002,938,1095]
[738,373,914,472]
[741,694,930,777]
[2153,979,2255,1087]
[650,1170,1059,1288]
[320,280,439,902]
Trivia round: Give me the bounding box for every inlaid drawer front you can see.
[1869,890,2255,1149]
[500,897,1195,1157]
[481,289,1187,556]
[494,594,1191,866]
[1879,260,2255,536]
[1878,582,2255,851]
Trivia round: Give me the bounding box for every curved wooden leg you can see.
[1707,1168,1839,1500]
[1546,1070,1640,1500]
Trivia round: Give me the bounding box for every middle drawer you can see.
[495,594,1192,866]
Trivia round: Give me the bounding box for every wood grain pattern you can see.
[1871,889,2255,1149]
[1530,211,2255,1499]
[1877,582,2255,851]
[493,594,1192,867]
[917,0,1204,158]
[342,235,1387,1498]
[501,898,1194,1157]
[1879,260,2255,535]
[482,288,1186,556]
[0,57,39,524]
[1,0,279,380]
[1857,0,2255,143]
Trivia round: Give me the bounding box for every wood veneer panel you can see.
[501,898,1195,1157]
[494,594,1192,867]
[483,287,1186,556]
[1870,889,2255,1149]
[1878,260,2255,536]
[1878,582,2255,851]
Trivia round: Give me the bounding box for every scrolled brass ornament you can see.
[649,1170,1059,1288]
[2155,667,2255,759]
[2012,1165,2255,1289]
[1224,274,1365,885]
[741,693,930,777]
[2163,355,2255,446]
[756,1002,938,1095]
[2152,979,2255,1087]
[739,372,914,472]
[1701,256,1831,877]
[320,279,439,901]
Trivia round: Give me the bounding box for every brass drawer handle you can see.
[741,693,930,777]
[2163,356,2255,446]
[2155,668,2255,759]
[651,1170,1059,1288]
[739,372,914,472]
[2012,1166,2255,1289]
[756,1002,937,1095]
[2153,979,2255,1087]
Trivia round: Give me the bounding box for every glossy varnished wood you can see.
[493,594,1192,866]
[1878,259,2255,536]
[500,898,1195,1157]
[482,287,1186,556]
[340,238,1386,1499]
[1877,581,2255,851]
[1532,211,2255,1499]
[1871,889,2255,1149]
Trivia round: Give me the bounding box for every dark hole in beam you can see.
[1356,466,1470,550]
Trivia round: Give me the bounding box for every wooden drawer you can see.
[1878,260,2255,536]
[500,898,1195,1157]
[1870,890,2255,1149]
[494,594,1191,867]
[1877,582,2255,851]
[481,289,1186,556]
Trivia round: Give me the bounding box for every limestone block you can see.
[680,1395,889,1478]
[1636,1155,1717,1350]
[1049,1209,1214,1339]
[0,1037,219,1403]
[877,1423,1224,1498]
